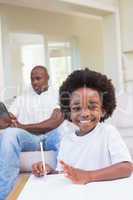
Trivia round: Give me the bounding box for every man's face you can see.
[70,87,105,135]
[31,68,49,94]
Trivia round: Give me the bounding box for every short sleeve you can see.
[49,87,60,109]
[108,126,132,164]
[56,138,66,172]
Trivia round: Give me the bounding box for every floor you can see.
[7,174,29,200]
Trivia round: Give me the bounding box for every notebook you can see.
[17,173,133,200]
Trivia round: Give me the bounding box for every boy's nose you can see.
[80,109,90,119]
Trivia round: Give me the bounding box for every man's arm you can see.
[12,108,64,134]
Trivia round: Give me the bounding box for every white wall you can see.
[93,0,118,6]
[60,0,119,10]
[0,4,104,68]
[119,0,133,91]
[70,17,103,71]
[120,0,133,52]
[0,3,104,96]
[0,17,4,100]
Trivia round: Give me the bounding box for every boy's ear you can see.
[69,112,72,121]
[65,111,71,121]
[101,109,106,118]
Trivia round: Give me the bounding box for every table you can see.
[17,174,133,200]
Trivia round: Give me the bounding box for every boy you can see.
[32,68,132,184]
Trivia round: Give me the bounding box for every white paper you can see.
[17,174,133,200]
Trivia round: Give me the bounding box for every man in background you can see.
[0,65,64,200]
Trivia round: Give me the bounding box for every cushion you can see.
[110,93,133,128]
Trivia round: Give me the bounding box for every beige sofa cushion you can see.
[20,151,57,172]
[111,93,133,128]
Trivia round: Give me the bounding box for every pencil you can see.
[40,141,46,175]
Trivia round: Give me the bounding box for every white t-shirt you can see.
[56,122,132,171]
[9,87,59,124]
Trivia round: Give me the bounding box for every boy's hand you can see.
[32,162,53,177]
[60,160,91,184]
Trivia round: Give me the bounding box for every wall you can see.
[0,4,104,95]
[0,17,4,100]
[119,0,133,91]
[61,0,119,9]
[120,0,133,52]
[93,0,118,6]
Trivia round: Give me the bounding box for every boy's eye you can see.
[88,103,100,111]
[88,105,96,110]
[71,106,81,112]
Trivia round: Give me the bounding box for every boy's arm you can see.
[60,161,132,184]
[12,108,64,134]
[88,161,132,182]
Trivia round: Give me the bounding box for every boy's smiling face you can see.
[70,87,105,135]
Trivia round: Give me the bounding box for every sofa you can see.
[3,92,133,173]
[109,92,133,158]
[20,150,57,172]
[19,120,73,172]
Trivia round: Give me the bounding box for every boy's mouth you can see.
[78,118,97,133]
[79,119,95,125]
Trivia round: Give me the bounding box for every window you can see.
[9,33,80,91]
[10,33,45,90]
[21,44,45,89]
[48,41,72,89]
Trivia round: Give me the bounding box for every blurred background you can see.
[0,0,133,157]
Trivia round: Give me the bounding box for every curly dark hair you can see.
[59,68,116,122]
